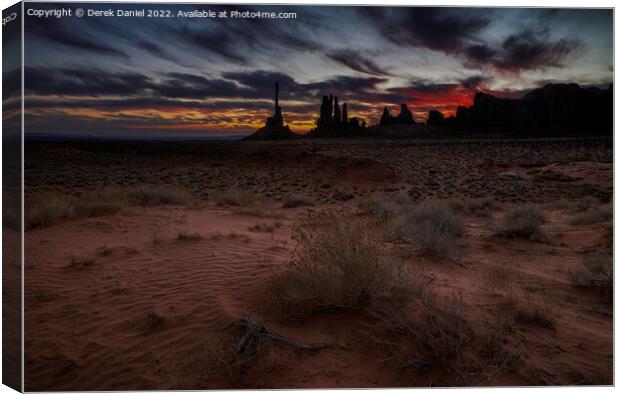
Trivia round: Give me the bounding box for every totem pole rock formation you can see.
[243,82,297,141]
[310,93,366,137]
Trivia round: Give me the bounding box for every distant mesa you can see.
[244,81,612,141]
[426,110,445,127]
[434,83,613,135]
[379,104,416,127]
[306,94,367,138]
[242,82,298,141]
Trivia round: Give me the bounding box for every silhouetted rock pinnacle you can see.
[243,82,297,141]
[427,110,445,126]
[308,93,367,138]
[379,104,416,126]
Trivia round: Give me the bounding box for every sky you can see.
[17,3,613,137]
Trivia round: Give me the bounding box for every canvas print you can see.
[4,2,614,390]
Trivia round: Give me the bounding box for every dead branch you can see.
[228,314,340,354]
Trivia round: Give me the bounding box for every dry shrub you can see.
[73,190,127,217]
[449,197,497,217]
[515,303,556,329]
[381,292,473,369]
[191,337,244,386]
[282,194,314,208]
[69,254,95,269]
[142,311,166,334]
[358,198,402,222]
[25,185,197,229]
[397,200,465,259]
[496,206,545,239]
[369,290,520,384]
[25,192,76,229]
[547,197,598,213]
[248,220,282,233]
[569,254,612,302]
[268,216,387,321]
[188,333,269,388]
[570,205,612,225]
[96,245,113,256]
[177,231,205,241]
[124,184,196,207]
[215,188,256,207]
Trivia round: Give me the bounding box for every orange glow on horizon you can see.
[24,89,483,133]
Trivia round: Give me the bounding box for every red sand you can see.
[24,203,612,389]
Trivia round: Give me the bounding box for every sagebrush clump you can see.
[24,185,197,229]
[569,254,612,302]
[268,217,387,321]
[397,200,465,259]
[496,206,545,239]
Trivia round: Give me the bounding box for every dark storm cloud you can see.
[24,67,152,96]
[135,40,178,62]
[363,7,490,53]
[462,30,583,72]
[463,44,497,64]
[407,81,459,94]
[24,66,301,102]
[23,63,404,110]
[363,7,584,73]
[179,27,249,64]
[222,70,299,95]
[24,67,257,99]
[460,75,490,89]
[304,75,387,95]
[82,17,180,63]
[326,50,392,76]
[154,72,252,99]
[27,18,128,58]
[24,97,286,112]
[493,30,583,72]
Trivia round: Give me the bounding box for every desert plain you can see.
[22,136,612,389]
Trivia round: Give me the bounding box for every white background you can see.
[0,0,616,393]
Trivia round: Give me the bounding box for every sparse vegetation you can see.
[214,188,256,207]
[25,185,197,229]
[142,311,166,334]
[282,194,314,208]
[248,220,282,233]
[530,169,574,183]
[368,290,519,383]
[96,245,113,256]
[516,303,556,329]
[176,231,205,241]
[496,206,545,239]
[358,198,402,222]
[268,217,387,321]
[26,192,77,229]
[448,197,497,217]
[397,200,465,259]
[569,254,612,302]
[570,205,612,225]
[69,254,95,269]
[124,185,197,207]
